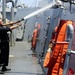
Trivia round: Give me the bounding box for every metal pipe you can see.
[10,0,15,46]
[2,0,6,23]
[10,6,14,46]
[67,49,75,54]
[63,24,74,75]
[14,0,18,7]
[66,24,74,47]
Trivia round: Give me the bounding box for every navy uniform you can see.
[0,26,11,66]
[0,26,11,73]
[0,19,21,74]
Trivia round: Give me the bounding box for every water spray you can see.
[3,0,63,26]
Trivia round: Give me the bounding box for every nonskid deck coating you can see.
[0,41,44,75]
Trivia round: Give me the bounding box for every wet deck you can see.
[0,41,44,75]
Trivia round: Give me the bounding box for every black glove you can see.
[17,18,24,23]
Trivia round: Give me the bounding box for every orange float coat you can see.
[31,28,38,49]
[43,20,72,75]
[31,24,41,50]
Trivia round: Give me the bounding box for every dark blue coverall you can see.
[0,26,11,66]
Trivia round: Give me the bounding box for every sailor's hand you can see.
[17,18,24,23]
[16,19,21,23]
[9,21,13,26]
[17,22,22,26]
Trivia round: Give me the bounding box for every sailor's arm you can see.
[2,21,20,26]
[10,23,21,30]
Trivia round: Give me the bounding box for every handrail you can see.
[63,24,74,75]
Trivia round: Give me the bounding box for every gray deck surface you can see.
[0,41,44,75]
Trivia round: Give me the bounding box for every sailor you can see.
[0,19,21,74]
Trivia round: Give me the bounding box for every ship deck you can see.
[0,41,44,75]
